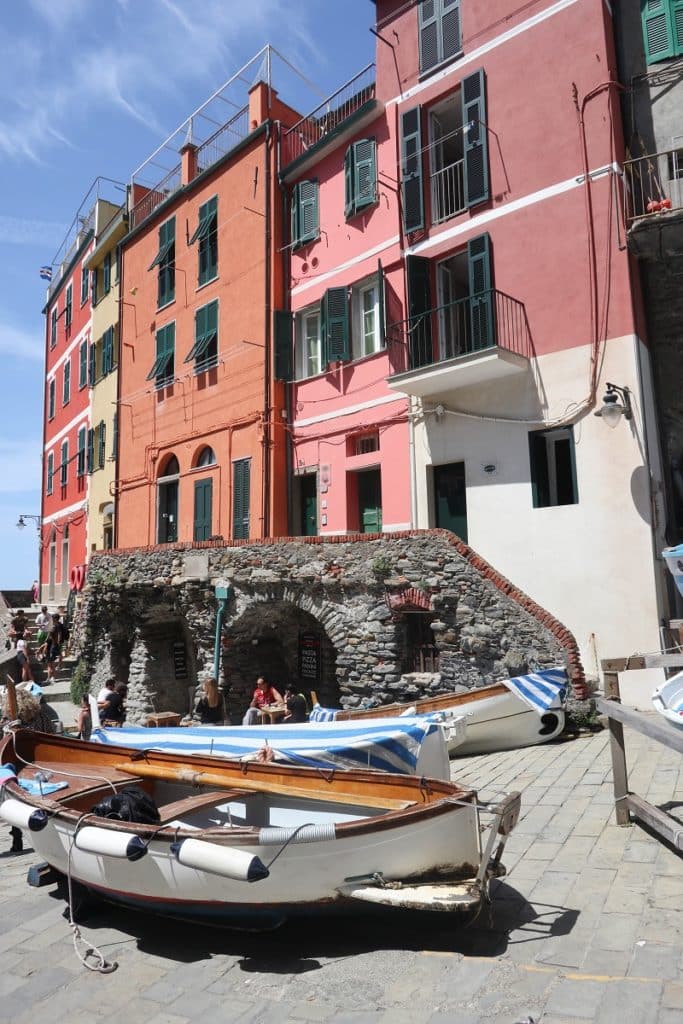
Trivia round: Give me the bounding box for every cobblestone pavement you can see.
[0,725,681,1023]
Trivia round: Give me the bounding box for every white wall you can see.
[412,335,668,676]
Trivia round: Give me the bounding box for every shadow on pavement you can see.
[45,876,580,970]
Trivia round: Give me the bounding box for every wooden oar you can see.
[114,762,415,811]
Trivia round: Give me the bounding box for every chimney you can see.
[249,81,278,130]
[180,119,198,185]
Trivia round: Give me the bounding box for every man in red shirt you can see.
[242,677,283,725]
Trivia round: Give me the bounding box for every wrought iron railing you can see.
[281,64,376,169]
[195,106,249,176]
[624,147,683,224]
[430,158,466,223]
[386,289,531,376]
[130,165,182,230]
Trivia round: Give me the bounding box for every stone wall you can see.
[74,530,585,724]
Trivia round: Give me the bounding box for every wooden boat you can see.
[314,668,568,755]
[0,728,520,927]
[652,671,683,728]
[88,698,464,781]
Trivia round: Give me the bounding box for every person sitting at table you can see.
[101,683,126,727]
[283,687,308,723]
[195,676,224,724]
[242,676,283,726]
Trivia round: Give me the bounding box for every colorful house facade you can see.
[281,0,669,673]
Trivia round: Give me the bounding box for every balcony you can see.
[386,290,531,400]
[281,64,379,179]
[624,147,683,261]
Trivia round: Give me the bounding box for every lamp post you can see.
[16,514,42,601]
[594,383,633,429]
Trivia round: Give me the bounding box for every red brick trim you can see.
[92,528,586,697]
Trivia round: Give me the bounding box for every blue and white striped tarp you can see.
[502,667,568,714]
[88,718,443,775]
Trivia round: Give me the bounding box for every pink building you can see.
[281,0,669,673]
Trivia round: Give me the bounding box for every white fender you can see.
[171,838,269,882]
[0,798,48,832]
[75,825,147,861]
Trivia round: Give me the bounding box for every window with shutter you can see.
[406,255,433,367]
[98,421,106,469]
[344,148,354,219]
[418,0,461,75]
[46,452,54,495]
[193,479,213,541]
[86,428,94,475]
[48,379,55,420]
[65,284,73,329]
[344,140,377,219]
[185,300,218,370]
[351,274,382,360]
[150,217,176,307]
[50,308,57,348]
[60,441,68,487]
[112,412,118,461]
[467,233,494,350]
[77,427,86,477]
[232,458,251,540]
[274,310,293,381]
[323,286,350,362]
[529,427,578,508]
[103,252,111,295]
[291,180,319,248]
[102,327,113,375]
[191,196,218,285]
[79,340,88,388]
[641,0,679,62]
[91,267,98,307]
[81,265,89,305]
[88,343,95,386]
[63,360,71,406]
[147,323,176,386]
[295,307,322,379]
[401,107,424,232]
[462,69,489,207]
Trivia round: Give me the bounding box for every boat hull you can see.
[652,671,683,728]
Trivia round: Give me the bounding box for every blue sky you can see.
[0,0,375,589]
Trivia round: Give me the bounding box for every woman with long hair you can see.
[195,676,223,724]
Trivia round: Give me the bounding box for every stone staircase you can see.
[8,606,79,731]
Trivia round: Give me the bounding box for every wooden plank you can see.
[626,794,683,851]
[156,789,254,824]
[600,657,646,672]
[596,698,683,755]
[643,653,683,669]
[602,670,620,700]
[115,762,416,811]
[607,716,631,826]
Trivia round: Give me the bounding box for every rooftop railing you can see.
[624,146,683,225]
[386,289,531,376]
[281,64,376,169]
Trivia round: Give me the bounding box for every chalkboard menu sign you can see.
[172,641,188,680]
[298,631,321,683]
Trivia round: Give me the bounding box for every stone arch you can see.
[222,594,340,719]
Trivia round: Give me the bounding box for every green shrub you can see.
[70,661,90,706]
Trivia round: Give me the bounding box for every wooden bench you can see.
[156,788,255,824]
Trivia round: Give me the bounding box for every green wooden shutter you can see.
[353,139,376,212]
[323,287,350,362]
[232,458,251,540]
[98,421,106,469]
[274,310,293,381]
[406,255,433,367]
[377,260,386,348]
[88,343,95,385]
[112,412,118,460]
[91,268,98,306]
[193,478,213,541]
[47,453,54,494]
[673,0,683,50]
[529,431,550,509]
[441,0,461,61]
[401,107,424,232]
[344,147,354,219]
[79,342,87,386]
[642,0,675,62]
[467,233,495,351]
[48,379,55,419]
[291,183,300,246]
[103,252,111,294]
[86,428,94,474]
[462,69,490,207]
[418,0,440,73]
[102,328,113,375]
[298,180,319,244]
[77,428,86,476]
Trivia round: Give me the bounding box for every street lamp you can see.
[16,514,41,531]
[594,383,633,429]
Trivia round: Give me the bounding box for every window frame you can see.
[62,358,71,406]
[418,0,462,78]
[79,340,88,388]
[77,426,86,477]
[185,299,218,372]
[191,195,218,286]
[295,305,323,380]
[50,307,57,349]
[147,322,176,388]
[60,439,69,487]
[529,426,579,509]
[48,378,56,420]
[103,251,111,295]
[351,278,381,360]
[46,451,54,495]
[65,283,73,332]
[149,216,176,309]
[80,265,89,306]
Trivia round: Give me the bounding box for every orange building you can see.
[117,73,300,547]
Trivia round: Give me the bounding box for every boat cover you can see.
[310,667,569,722]
[88,717,446,775]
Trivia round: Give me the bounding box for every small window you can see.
[86,427,94,474]
[344,139,377,219]
[197,446,216,467]
[355,432,379,455]
[295,307,322,379]
[97,421,106,469]
[48,378,55,420]
[190,196,218,285]
[101,326,115,376]
[65,284,73,331]
[46,452,54,495]
[80,265,89,305]
[149,217,175,308]
[103,252,111,295]
[352,279,380,359]
[668,146,683,180]
[77,426,86,477]
[62,359,71,406]
[79,340,88,388]
[529,427,578,508]
[88,342,95,386]
[418,0,462,76]
[291,180,319,249]
[185,299,218,372]
[91,267,98,307]
[50,307,57,348]
[147,322,175,388]
[60,439,69,487]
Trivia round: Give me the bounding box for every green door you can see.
[300,474,317,536]
[193,478,213,541]
[358,469,383,533]
[434,462,467,542]
[158,480,178,543]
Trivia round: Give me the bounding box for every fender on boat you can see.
[170,837,269,882]
[0,798,49,832]
[75,825,147,862]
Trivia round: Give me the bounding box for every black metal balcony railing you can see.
[624,147,683,225]
[281,64,376,169]
[386,289,531,376]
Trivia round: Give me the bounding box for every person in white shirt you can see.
[97,678,117,706]
[15,638,33,683]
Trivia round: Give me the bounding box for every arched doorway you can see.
[222,602,338,721]
[157,454,179,544]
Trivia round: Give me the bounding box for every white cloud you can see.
[0,215,66,248]
[0,320,44,363]
[0,439,44,494]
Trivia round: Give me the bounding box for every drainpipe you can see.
[213,584,232,680]
[262,123,273,537]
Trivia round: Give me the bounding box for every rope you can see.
[66,813,118,973]
[263,822,318,870]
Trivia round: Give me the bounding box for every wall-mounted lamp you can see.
[16,514,41,531]
[594,382,633,429]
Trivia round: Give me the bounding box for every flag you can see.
[39,266,52,281]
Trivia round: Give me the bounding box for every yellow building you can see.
[83,202,126,555]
